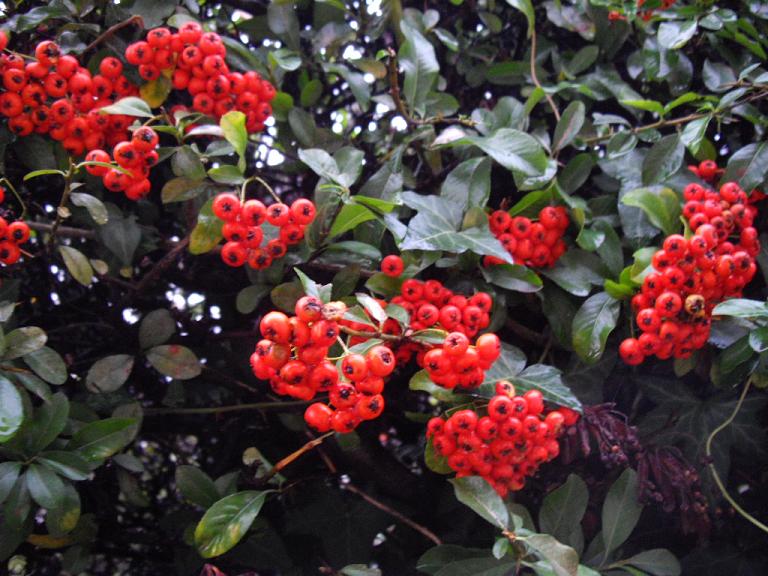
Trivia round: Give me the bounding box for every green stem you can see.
[47,162,77,251]
[0,178,27,220]
[705,378,768,534]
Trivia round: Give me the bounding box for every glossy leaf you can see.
[194,490,269,558]
[0,375,24,443]
[572,292,620,364]
[450,476,509,529]
[146,345,202,380]
[86,355,135,393]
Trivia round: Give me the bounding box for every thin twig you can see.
[343,483,443,546]
[134,235,191,293]
[26,222,96,239]
[47,164,76,252]
[529,28,560,121]
[145,400,310,416]
[84,15,144,54]
[705,378,768,534]
[258,431,335,486]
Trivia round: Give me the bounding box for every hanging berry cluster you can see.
[620,179,761,365]
[608,0,676,21]
[250,296,397,433]
[0,34,139,151]
[0,187,30,265]
[212,193,316,268]
[84,126,159,200]
[127,22,275,132]
[485,206,570,268]
[427,382,580,497]
[422,332,501,390]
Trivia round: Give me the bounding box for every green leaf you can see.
[481,263,543,293]
[441,157,492,211]
[680,117,710,156]
[86,355,135,393]
[70,192,108,225]
[511,364,581,411]
[621,187,681,236]
[176,465,221,508]
[355,293,388,326]
[441,128,550,178]
[641,134,684,185]
[139,309,176,349]
[4,327,47,360]
[161,176,218,203]
[330,204,377,238]
[424,438,453,474]
[553,101,585,152]
[68,417,138,464]
[190,198,224,255]
[208,164,245,185]
[58,246,93,286]
[658,20,698,50]
[400,193,513,264]
[171,146,207,181]
[300,79,324,108]
[623,549,681,576]
[399,21,439,118]
[724,142,768,193]
[37,451,90,481]
[146,345,202,380]
[712,299,768,318]
[99,97,154,118]
[526,534,580,576]
[601,468,642,557]
[540,250,604,297]
[620,100,665,115]
[45,482,80,536]
[236,284,270,314]
[98,213,142,266]
[23,168,65,181]
[194,490,269,558]
[481,343,527,385]
[139,74,172,107]
[23,346,67,385]
[0,376,24,443]
[450,476,509,529]
[24,392,69,454]
[539,474,588,551]
[505,0,534,37]
[572,292,620,364]
[0,461,21,504]
[220,111,248,171]
[26,462,66,509]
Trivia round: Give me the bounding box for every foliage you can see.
[0,0,767,575]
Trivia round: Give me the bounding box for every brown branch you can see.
[26,221,96,239]
[145,399,310,416]
[84,15,144,54]
[505,318,547,346]
[530,28,561,122]
[343,483,443,546]
[134,235,191,293]
[258,431,335,486]
[582,89,768,145]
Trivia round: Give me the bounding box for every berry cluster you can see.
[620,179,761,365]
[608,0,676,21]
[84,126,159,200]
[485,206,569,268]
[211,192,316,268]
[127,23,275,132]
[250,296,397,433]
[0,33,139,152]
[0,188,30,265]
[422,332,501,390]
[427,382,579,497]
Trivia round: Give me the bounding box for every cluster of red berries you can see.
[211,192,316,268]
[84,126,159,200]
[608,0,676,21]
[422,332,501,389]
[250,296,397,433]
[0,188,30,265]
[484,206,569,268]
[126,23,275,132]
[427,381,579,497]
[620,179,761,365]
[0,32,139,153]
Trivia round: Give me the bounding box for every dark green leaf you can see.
[23,346,67,385]
[481,264,543,293]
[59,246,93,286]
[194,490,269,558]
[621,187,682,236]
[450,476,509,529]
[100,97,153,117]
[4,327,47,360]
[641,134,684,185]
[70,192,108,225]
[539,474,588,551]
[139,309,176,349]
[86,355,135,393]
[441,157,492,211]
[540,251,604,297]
[398,21,439,117]
[190,198,224,255]
[38,451,90,481]
[98,213,142,266]
[68,417,138,464]
[26,463,66,510]
[146,345,202,380]
[572,292,620,364]
[624,549,681,576]
[0,376,24,443]
[602,468,642,557]
[176,464,221,508]
[526,533,580,576]
[236,284,270,314]
[553,101,586,152]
